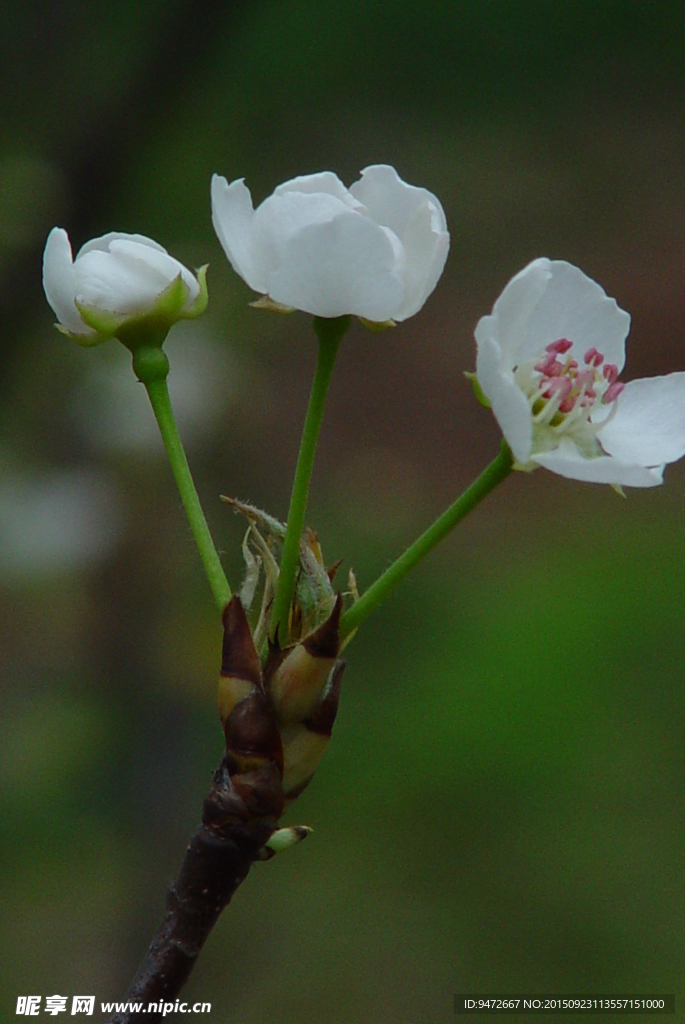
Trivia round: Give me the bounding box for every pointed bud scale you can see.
[281,661,344,800]
[304,593,342,659]
[224,691,284,776]
[304,659,344,736]
[303,527,324,566]
[203,761,280,825]
[218,596,263,727]
[268,594,342,724]
[261,634,286,688]
[326,558,343,583]
[221,596,262,682]
[230,761,285,819]
[280,726,328,801]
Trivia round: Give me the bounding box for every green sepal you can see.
[464,371,491,408]
[250,295,295,314]
[54,322,108,348]
[511,459,537,473]
[183,264,209,320]
[358,317,396,332]
[73,270,209,353]
[75,302,129,339]
[75,276,187,348]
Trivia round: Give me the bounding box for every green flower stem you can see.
[132,346,232,613]
[340,440,513,639]
[271,315,351,645]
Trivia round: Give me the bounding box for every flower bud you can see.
[42,228,207,347]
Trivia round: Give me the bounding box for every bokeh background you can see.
[2,1,685,1019]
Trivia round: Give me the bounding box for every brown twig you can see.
[110,589,344,1022]
[109,756,283,1024]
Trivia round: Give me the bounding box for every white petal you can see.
[211,175,264,292]
[350,165,448,240]
[76,232,168,258]
[484,258,553,367]
[108,239,200,306]
[42,227,91,335]
[532,438,664,487]
[265,209,405,319]
[274,171,363,210]
[522,260,630,370]
[74,248,171,314]
[251,190,354,272]
[392,201,450,321]
[475,328,533,462]
[598,373,685,466]
[350,165,450,318]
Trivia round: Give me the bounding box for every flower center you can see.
[514,339,625,453]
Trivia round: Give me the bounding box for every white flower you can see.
[474,258,685,487]
[43,228,207,344]
[211,165,449,322]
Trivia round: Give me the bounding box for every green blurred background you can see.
[2,1,685,1019]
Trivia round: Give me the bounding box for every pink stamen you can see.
[543,377,572,399]
[545,338,573,355]
[534,354,564,376]
[603,381,625,404]
[583,347,604,367]
[575,369,595,390]
[603,363,619,384]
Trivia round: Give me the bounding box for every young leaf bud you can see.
[257,825,313,860]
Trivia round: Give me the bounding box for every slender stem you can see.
[340,441,513,638]
[271,315,350,644]
[133,347,231,613]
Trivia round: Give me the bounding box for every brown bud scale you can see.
[223,692,284,775]
[221,596,262,686]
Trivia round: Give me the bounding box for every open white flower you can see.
[474,258,685,487]
[211,165,449,322]
[43,228,206,345]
